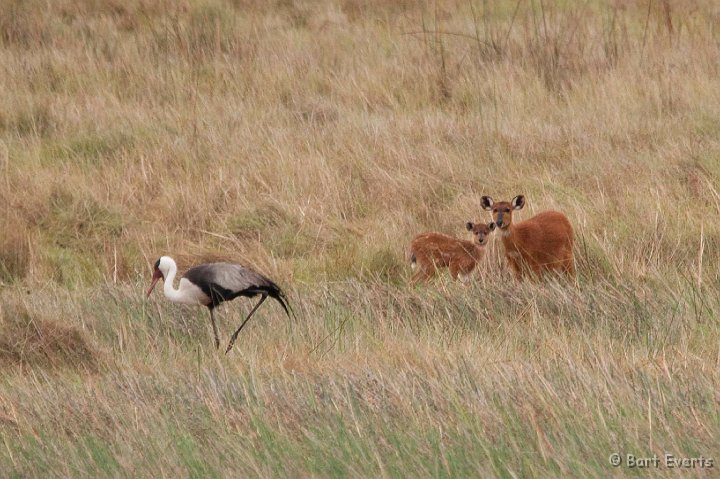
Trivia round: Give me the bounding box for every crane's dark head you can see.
[146,257,166,298]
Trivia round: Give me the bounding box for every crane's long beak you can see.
[146,269,163,298]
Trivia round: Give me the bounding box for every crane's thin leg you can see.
[209,308,220,350]
[225,294,267,354]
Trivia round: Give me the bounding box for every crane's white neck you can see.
[159,257,184,303]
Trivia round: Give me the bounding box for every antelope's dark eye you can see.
[493,209,498,213]
[504,208,510,213]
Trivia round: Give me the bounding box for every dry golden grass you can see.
[0,0,719,477]
[0,300,101,372]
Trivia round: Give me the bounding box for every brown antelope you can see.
[481,195,575,280]
[409,222,496,285]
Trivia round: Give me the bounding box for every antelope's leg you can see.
[410,266,434,286]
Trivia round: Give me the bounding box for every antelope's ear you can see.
[465,222,474,231]
[512,195,525,210]
[488,222,496,231]
[480,196,494,210]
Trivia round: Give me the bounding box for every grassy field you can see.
[1,0,719,477]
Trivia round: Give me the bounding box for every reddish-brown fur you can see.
[409,222,495,285]
[481,195,575,280]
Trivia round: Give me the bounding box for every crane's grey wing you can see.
[211,263,274,292]
[183,263,272,295]
[183,263,290,315]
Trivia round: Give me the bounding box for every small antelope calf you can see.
[481,195,575,280]
[409,221,496,285]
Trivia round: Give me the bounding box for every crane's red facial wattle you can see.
[146,268,164,298]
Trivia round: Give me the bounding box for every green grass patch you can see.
[40,131,135,168]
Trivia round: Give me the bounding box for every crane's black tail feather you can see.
[240,282,296,320]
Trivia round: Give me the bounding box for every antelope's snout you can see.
[493,209,512,229]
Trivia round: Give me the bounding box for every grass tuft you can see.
[0,300,100,372]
